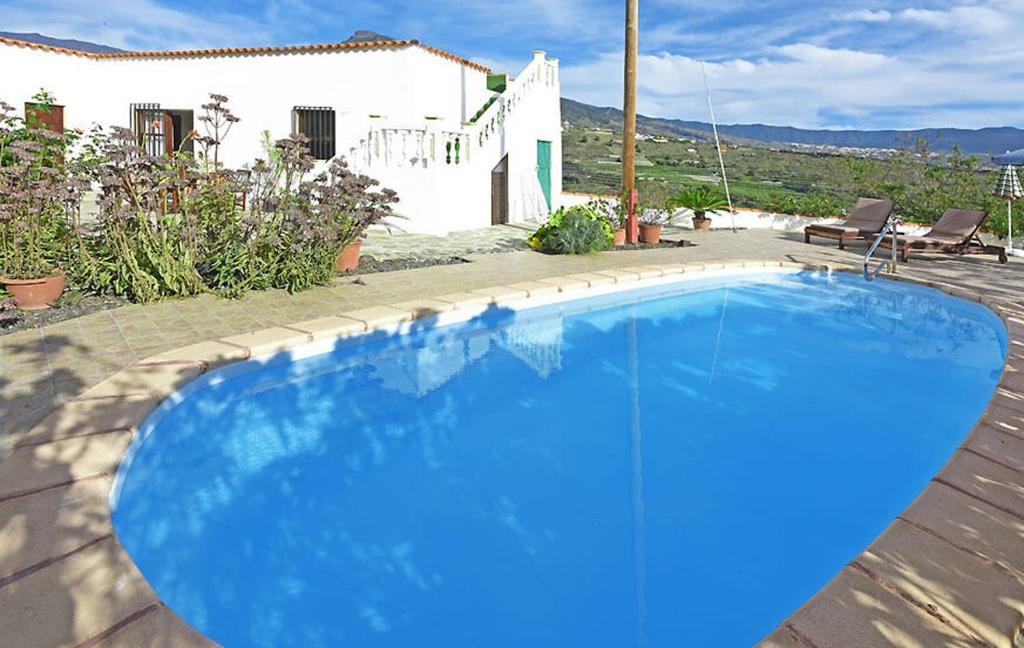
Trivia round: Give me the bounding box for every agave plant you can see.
[668,185,730,218]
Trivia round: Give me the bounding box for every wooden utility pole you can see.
[623,0,639,243]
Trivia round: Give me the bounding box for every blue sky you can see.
[2,0,1022,130]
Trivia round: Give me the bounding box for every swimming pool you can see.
[111,269,1007,647]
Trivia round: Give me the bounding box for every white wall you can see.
[336,51,563,234]
[0,40,561,235]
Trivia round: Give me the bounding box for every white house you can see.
[0,34,563,234]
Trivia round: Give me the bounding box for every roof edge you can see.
[0,35,491,72]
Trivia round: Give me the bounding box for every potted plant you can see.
[638,209,666,244]
[587,197,625,245]
[306,157,398,273]
[336,238,363,272]
[0,99,77,310]
[669,185,729,231]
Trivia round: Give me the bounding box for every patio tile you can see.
[90,604,216,647]
[432,292,495,310]
[0,431,133,498]
[0,475,113,578]
[935,449,1024,520]
[962,424,1024,474]
[780,565,974,647]
[83,363,205,399]
[220,327,312,358]
[389,299,457,318]
[0,536,158,648]
[655,263,687,275]
[858,520,1024,647]
[14,394,160,447]
[617,265,664,279]
[468,285,531,304]
[341,306,414,329]
[755,625,808,648]
[137,340,250,371]
[981,402,1024,440]
[593,269,642,283]
[900,482,1024,584]
[288,316,367,342]
[506,281,561,298]
[536,276,590,292]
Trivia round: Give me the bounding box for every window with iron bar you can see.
[292,106,336,160]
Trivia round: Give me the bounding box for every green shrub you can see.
[527,205,613,254]
[13,92,402,303]
[0,97,82,281]
[668,185,730,215]
[550,209,612,254]
[766,192,846,218]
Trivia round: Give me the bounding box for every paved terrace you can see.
[1,227,1023,646]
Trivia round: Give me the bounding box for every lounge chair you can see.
[873,208,1007,263]
[804,198,895,249]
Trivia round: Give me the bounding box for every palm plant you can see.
[668,185,730,219]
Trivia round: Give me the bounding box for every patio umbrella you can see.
[993,148,1024,256]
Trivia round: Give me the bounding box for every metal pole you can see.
[701,62,736,233]
[623,0,639,244]
[891,218,897,273]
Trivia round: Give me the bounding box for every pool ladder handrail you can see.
[864,217,899,281]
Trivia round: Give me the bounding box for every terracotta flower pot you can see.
[613,228,626,246]
[692,213,712,230]
[639,224,662,244]
[2,274,65,310]
[336,239,363,272]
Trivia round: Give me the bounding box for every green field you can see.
[561,124,1016,238]
[562,125,855,208]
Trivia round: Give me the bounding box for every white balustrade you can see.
[344,54,555,172]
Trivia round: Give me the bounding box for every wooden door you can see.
[24,103,64,133]
[163,112,174,156]
[491,154,509,225]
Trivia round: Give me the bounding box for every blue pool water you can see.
[112,271,1007,647]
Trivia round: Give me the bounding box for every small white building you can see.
[0,34,563,234]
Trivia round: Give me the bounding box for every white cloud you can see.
[898,5,1008,37]
[561,38,1024,129]
[2,0,1023,129]
[839,9,892,23]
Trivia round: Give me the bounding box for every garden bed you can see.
[609,239,695,251]
[340,255,470,276]
[1,291,127,334]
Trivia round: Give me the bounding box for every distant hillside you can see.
[0,30,397,54]
[562,98,1024,155]
[0,31,126,53]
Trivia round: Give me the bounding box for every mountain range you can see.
[0,31,126,53]
[3,31,1021,155]
[561,98,1024,156]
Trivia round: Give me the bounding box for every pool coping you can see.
[2,260,1022,647]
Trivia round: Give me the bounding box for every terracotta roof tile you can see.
[0,35,490,72]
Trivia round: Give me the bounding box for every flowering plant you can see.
[0,99,84,280]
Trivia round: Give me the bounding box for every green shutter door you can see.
[536,140,552,212]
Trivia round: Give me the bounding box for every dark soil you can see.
[1,290,127,335]
[1,256,471,335]
[610,238,695,251]
[338,255,471,276]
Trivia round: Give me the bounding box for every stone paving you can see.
[2,228,1021,454]
[361,222,536,259]
[1,229,1024,647]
